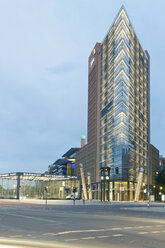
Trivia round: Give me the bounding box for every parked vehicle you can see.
[66,193,78,200]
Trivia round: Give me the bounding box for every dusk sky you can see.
[0,0,164,173]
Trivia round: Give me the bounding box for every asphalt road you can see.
[0,201,165,248]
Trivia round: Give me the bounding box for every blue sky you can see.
[0,0,164,172]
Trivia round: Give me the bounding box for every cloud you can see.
[47,63,76,75]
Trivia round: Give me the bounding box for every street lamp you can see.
[153,185,156,201]
[142,183,145,201]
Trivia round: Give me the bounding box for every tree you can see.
[156,171,165,194]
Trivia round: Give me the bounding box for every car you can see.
[66,193,78,200]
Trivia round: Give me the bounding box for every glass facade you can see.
[100,7,150,186]
[0,173,79,200]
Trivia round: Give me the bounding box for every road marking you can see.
[65,238,78,241]
[48,229,105,236]
[112,234,123,237]
[112,227,122,230]
[81,237,96,240]
[151,231,160,233]
[9,235,22,238]
[43,224,165,237]
[9,213,65,225]
[43,233,56,236]
[97,235,109,238]
[138,232,149,234]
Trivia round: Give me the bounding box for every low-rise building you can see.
[49,148,80,176]
[159,155,165,171]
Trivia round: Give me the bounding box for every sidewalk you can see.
[0,198,165,207]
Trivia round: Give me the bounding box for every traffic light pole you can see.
[108,181,110,202]
[101,182,102,201]
[101,167,111,202]
[103,181,105,201]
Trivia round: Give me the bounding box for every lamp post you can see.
[159,186,162,201]
[153,185,156,201]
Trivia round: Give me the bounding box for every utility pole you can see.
[80,163,88,201]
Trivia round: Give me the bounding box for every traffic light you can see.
[73,187,77,193]
[101,167,110,180]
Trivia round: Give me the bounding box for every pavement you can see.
[0,200,165,247]
[1,198,165,206]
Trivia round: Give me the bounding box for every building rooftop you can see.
[62,148,80,158]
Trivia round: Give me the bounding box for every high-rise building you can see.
[76,43,101,184]
[100,6,150,195]
[76,6,150,200]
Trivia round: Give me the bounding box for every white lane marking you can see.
[9,235,22,238]
[81,237,96,240]
[97,235,110,239]
[9,213,65,225]
[65,238,78,241]
[43,233,56,236]
[151,231,160,233]
[138,232,149,234]
[43,224,165,237]
[97,235,109,238]
[112,234,123,237]
[46,229,105,236]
